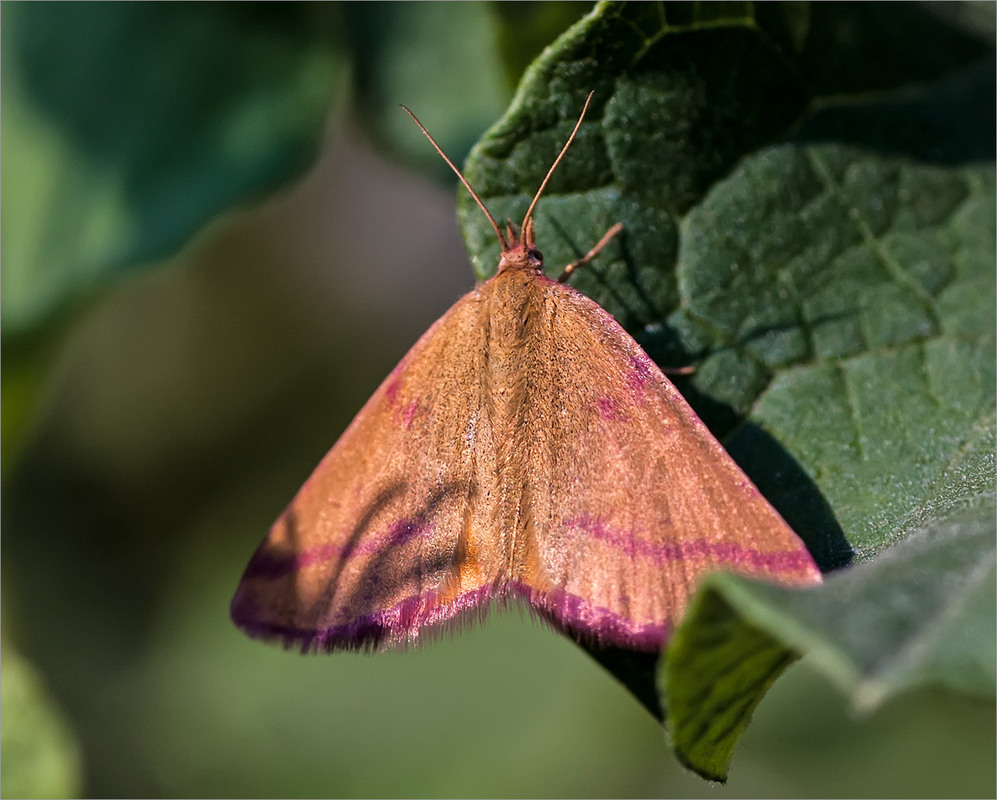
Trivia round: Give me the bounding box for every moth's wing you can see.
[515,278,822,651]
[231,288,503,652]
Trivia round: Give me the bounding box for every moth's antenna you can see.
[520,91,594,238]
[402,105,507,251]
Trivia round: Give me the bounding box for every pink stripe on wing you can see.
[243,517,432,580]
[563,514,818,575]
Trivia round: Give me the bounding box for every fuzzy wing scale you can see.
[513,279,821,649]
[232,270,821,655]
[231,291,503,651]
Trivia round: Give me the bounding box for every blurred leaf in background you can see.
[1,3,346,337]
[1,1,994,797]
[0,645,83,799]
[1,2,347,479]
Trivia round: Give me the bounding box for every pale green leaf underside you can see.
[663,501,996,781]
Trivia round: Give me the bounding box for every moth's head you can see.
[403,93,594,279]
[497,218,543,274]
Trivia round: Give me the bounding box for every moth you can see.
[231,94,821,654]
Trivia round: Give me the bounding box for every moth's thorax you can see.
[479,244,554,580]
[475,262,552,441]
[485,262,552,347]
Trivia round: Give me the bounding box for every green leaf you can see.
[1,3,347,336]
[490,2,595,90]
[343,2,510,178]
[1,646,83,799]
[663,501,996,781]
[457,0,995,779]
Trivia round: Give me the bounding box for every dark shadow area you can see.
[664,372,752,452]
[634,321,701,377]
[235,475,478,651]
[724,422,854,573]
[797,3,994,100]
[580,643,663,722]
[312,478,475,647]
[795,59,995,167]
[545,213,681,337]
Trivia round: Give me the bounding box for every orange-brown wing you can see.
[511,277,821,651]
[231,287,508,651]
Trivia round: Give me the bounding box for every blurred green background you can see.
[2,3,994,797]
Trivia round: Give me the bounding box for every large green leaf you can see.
[1,3,347,338]
[457,0,995,780]
[0,4,347,476]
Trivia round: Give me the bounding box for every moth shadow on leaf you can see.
[543,213,673,332]
[277,478,479,651]
[723,422,853,573]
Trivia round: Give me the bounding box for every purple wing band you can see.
[231,581,670,654]
[242,517,431,581]
[244,513,817,586]
[563,514,818,575]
